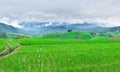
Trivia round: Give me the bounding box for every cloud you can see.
[0,0,120,18]
[1,0,120,28]
[0,17,20,28]
[19,12,62,22]
[0,11,120,28]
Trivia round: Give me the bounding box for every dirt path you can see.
[0,42,21,58]
[1,46,21,59]
[0,46,8,56]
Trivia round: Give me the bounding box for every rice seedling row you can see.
[0,39,120,71]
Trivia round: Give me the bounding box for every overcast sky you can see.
[0,0,120,27]
[0,0,120,18]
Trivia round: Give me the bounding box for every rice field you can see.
[0,38,120,72]
[0,39,20,57]
[0,39,7,52]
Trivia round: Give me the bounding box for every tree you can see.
[90,32,96,36]
[67,29,72,32]
[0,33,7,38]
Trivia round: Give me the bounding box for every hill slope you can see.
[1,22,120,36]
[0,23,20,33]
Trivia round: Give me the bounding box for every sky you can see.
[0,0,120,27]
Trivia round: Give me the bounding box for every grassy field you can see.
[42,31,112,40]
[42,32,92,39]
[0,39,19,57]
[0,39,7,52]
[0,38,120,72]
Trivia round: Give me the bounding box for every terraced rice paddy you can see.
[0,38,120,72]
[0,39,6,52]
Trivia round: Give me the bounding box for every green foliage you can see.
[42,31,120,40]
[91,36,107,40]
[42,32,92,40]
[42,32,62,39]
[0,33,30,39]
[105,31,120,37]
[0,33,7,38]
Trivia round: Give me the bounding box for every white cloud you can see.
[1,0,120,28]
[0,0,120,18]
[0,17,20,28]
[0,12,120,28]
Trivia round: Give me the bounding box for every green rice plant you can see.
[42,32,92,40]
[7,39,19,50]
[0,38,120,71]
[0,39,7,52]
[91,36,107,40]
[0,39,19,57]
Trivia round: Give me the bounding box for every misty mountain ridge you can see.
[19,22,103,30]
[0,23,20,33]
[0,22,120,36]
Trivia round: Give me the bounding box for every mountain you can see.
[1,22,120,36]
[19,22,100,30]
[0,23,34,37]
[19,22,116,35]
[19,22,103,35]
[107,26,120,32]
[0,23,21,33]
